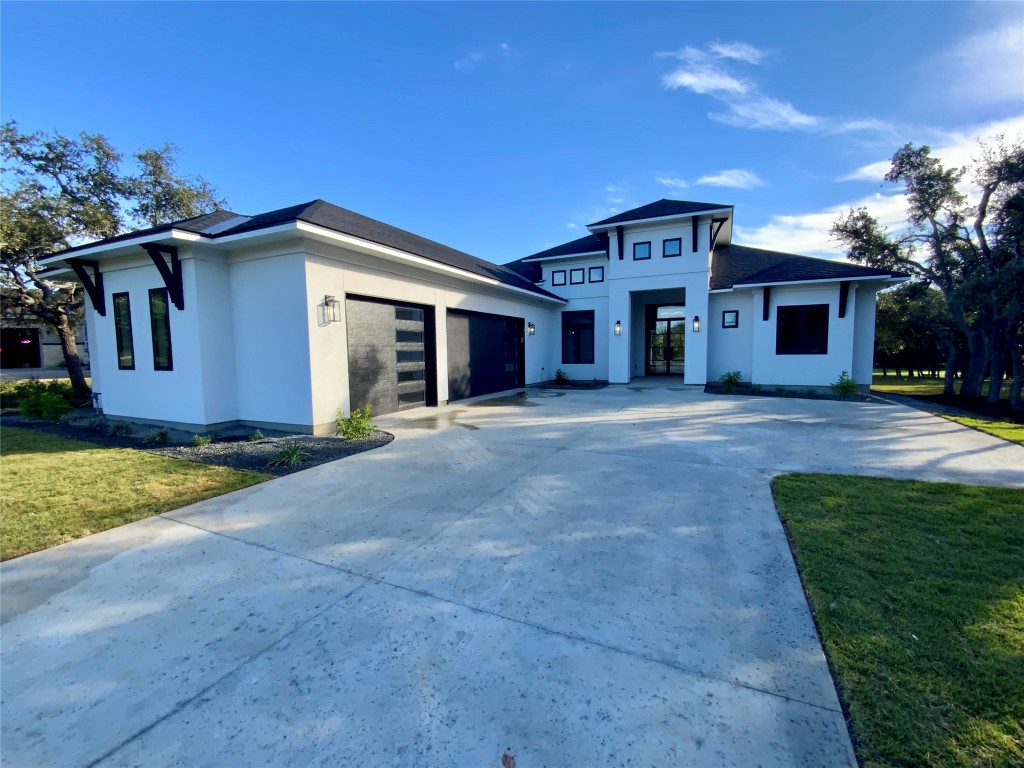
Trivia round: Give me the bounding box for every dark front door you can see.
[646,306,685,376]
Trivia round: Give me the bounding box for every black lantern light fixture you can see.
[324,295,342,323]
[614,320,622,336]
[692,315,701,333]
[528,321,536,336]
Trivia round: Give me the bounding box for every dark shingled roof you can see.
[51,200,564,302]
[54,209,246,256]
[711,244,906,290]
[522,233,608,261]
[589,199,730,227]
[502,257,542,283]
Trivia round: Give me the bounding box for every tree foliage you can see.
[832,138,1024,412]
[0,121,225,395]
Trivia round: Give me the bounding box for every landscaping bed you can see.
[703,382,870,402]
[773,473,1024,768]
[1,411,394,476]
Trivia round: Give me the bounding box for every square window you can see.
[776,304,829,355]
[633,241,651,260]
[551,270,566,286]
[722,310,739,329]
[569,268,585,285]
[561,310,595,364]
[663,238,682,257]
[588,266,604,283]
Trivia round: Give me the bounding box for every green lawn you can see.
[0,427,269,560]
[871,373,955,398]
[773,473,1024,768]
[872,374,1023,446]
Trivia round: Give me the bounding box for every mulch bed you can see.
[703,383,870,402]
[0,411,394,476]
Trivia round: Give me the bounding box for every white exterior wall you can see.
[192,253,238,424]
[229,249,313,428]
[707,291,755,383]
[852,283,878,385]
[92,252,209,425]
[750,283,856,387]
[540,257,610,381]
[304,240,559,429]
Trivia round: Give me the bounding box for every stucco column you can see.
[608,285,631,383]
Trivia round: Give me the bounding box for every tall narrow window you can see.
[113,292,135,370]
[149,288,173,371]
[561,310,595,364]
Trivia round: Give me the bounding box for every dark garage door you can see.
[447,309,524,401]
[346,296,437,416]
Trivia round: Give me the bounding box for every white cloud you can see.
[735,192,910,258]
[696,169,765,189]
[839,114,1024,183]
[655,177,688,189]
[605,184,625,193]
[567,222,578,229]
[943,22,1024,107]
[607,197,625,204]
[500,42,514,57]
[454,52,485,72]
[663,67,750,96]
[710,96,819,131]
[709,41,765,65]
[657,41,886,135]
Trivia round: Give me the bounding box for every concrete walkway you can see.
[2,384,1021,767]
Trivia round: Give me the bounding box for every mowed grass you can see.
[1,427,269,560]
[872,374,1023,445]
[773,473,1024,767]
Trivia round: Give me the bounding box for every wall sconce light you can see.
[692,315,701,333]
[614,320,622,336]
[324,295,342,323]
[528,322,536,336]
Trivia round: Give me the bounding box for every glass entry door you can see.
[646,306,685,376]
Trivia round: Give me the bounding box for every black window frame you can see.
[551,270,567,286]
[148,288,174,371]
[633,241,652,260]
[588,266,604,283]
[395,306,424,322]
[722,310,739,329]
[112,292,135,370]
[663,238,682,258]
[776,304,829,355]
[569,268,585,285]
[561,310,595,365]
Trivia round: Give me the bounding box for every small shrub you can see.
[719,370,743,393]
[58,410,81,425]
[20,390,73,422]
[192,434,213,447]
[337,405,374,440]
[831,371,859,399]
[554,369,570,385]
[267,441,310,468]
[248,429,265,442]
[142,428,169,446]
[105,420,134,436]
[84,414,108,430]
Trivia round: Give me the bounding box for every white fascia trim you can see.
[294,221,567,304]
[38,228,203,265]
[587,207,733,232]
[521,251,607,263]
[732,275,907,289]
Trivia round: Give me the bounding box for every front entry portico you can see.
[645,304,686,376]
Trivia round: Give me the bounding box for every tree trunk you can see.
[986,323,1006,404]
[942,346,958,397]
[1010,340,1023,414]
[55,321,90,399]
[960,327,989,398]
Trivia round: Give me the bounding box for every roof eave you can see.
[729,274,909,289]
[521,250,607,263]
[587,206,734,231]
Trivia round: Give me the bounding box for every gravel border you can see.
[1,412,394,476]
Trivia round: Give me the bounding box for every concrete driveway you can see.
[3,383,1022,767]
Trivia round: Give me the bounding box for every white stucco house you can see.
[40,198,906,434]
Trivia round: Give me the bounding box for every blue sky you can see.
[3,2,1022,262]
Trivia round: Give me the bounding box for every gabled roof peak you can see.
[588,199,732,228]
